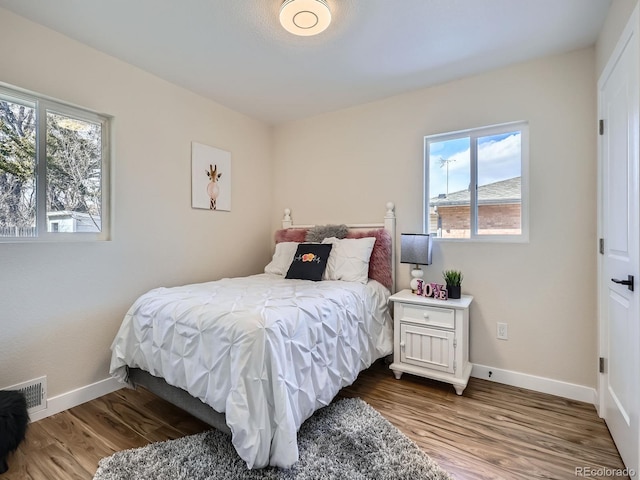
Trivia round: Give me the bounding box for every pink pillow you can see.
[346,229,392,290]
[274,228,308,243]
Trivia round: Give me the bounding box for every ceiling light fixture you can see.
[279,0,331,37]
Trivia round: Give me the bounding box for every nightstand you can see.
[389,289,473,395]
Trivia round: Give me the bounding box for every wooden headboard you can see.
[276,202,396,292]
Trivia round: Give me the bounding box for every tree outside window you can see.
[0,86,109,240]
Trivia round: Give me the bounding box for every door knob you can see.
[611,275,634,292]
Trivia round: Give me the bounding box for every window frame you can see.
[423,121,529,243]
[0,83,111,242]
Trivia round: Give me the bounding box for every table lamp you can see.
[400,233,433,292]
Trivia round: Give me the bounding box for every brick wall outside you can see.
[431,204,521,238]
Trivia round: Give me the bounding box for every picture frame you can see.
[191,142,231,211]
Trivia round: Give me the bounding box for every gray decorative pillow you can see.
[305,224,349,243]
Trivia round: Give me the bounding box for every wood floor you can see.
[2,360,627,480]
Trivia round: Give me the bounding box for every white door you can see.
[599,5,640,473]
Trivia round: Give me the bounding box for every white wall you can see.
[0,9,274,397]
[273,48,597,388]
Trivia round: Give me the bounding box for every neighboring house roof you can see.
[430,177,521,207]
[47,210,95,219]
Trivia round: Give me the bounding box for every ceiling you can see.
[0,0,611,125]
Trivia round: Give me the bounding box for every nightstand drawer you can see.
[396,303,455,329]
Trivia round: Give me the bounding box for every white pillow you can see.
[264,242,299,275]
[321,237,376,284]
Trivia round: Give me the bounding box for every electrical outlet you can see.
[497,322,508,340]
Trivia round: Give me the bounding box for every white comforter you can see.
[109,273,392,469]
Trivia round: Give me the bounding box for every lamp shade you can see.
[400,233,433,265]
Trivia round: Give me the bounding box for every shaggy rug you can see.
[93,397,451,480]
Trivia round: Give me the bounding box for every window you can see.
[0,84,109,241]
[424,121,529,241]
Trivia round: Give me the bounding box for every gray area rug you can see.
[93,397,452,480]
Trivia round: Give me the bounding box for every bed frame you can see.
[128,202,396,435]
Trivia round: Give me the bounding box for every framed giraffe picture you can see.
[191,142,231,211]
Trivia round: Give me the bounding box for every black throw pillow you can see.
[285,243,333,281]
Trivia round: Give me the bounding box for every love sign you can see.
[416,280,448,300]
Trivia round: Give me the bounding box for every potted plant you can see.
[443,269,463,299]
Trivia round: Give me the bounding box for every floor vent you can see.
[3,376,47,414]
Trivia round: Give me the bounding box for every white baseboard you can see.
[26,366,597,423]
[29,377,123,423]
[471,364,598,405]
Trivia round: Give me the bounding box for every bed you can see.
[109,203,396,469]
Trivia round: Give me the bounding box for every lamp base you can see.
[410,266,424,293]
